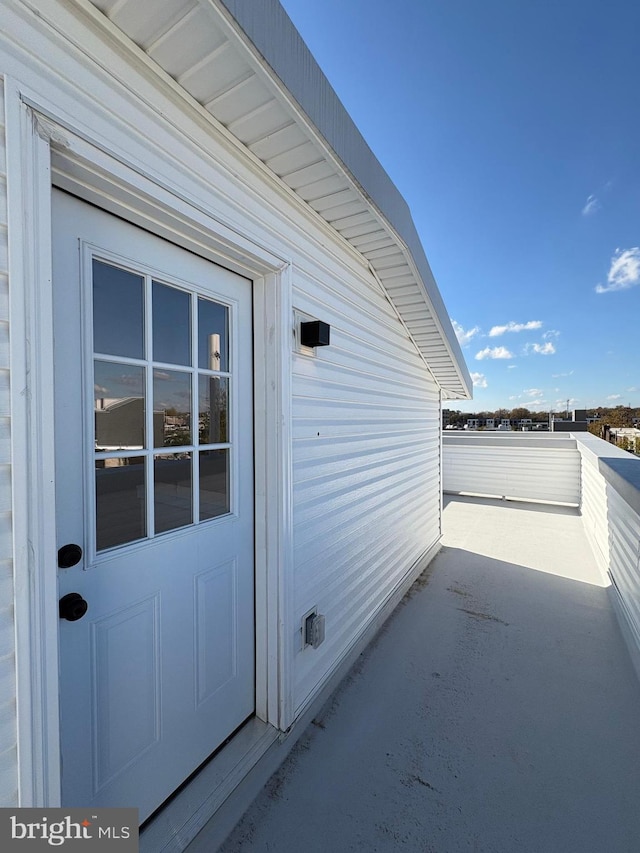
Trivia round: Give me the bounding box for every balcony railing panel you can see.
[577,434,640,659]
[443,433,581,506]
[607,485,640,646]
[580,450,610,570]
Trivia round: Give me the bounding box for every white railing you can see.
[576,433,640,666]
[443,432,581,505]
[443,430,640,675]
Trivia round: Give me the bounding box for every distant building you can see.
[609,428,640,454]
[442,409,458,428]
[552,409,588,432]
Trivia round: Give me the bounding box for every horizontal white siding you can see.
[577,434,640,674]
[577,437,640,651]
[443,437,581,505]
[0,76,18,807]
[292,266,440,713]
[606,485,640,646]
[580,453,610,572]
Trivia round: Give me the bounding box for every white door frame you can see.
[6,78,295,808]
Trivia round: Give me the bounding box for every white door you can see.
[52,190,255,821]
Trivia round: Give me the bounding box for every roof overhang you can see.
[86,0,472,398]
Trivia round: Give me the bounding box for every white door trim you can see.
[6,78,62,809]
[6,80,295,808]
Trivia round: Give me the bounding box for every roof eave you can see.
[215,0,472,399]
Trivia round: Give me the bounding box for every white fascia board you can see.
[215,0,472,400]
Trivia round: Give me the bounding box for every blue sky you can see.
[279,0,640,413]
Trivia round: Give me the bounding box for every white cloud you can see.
[508,395,521,401]
[489,320,542,337]
[543,330,560,340]
[470,372,487,388]
[606,394,622,400]
[475,346,514,360]
[581,194,600,216]
[523,388,544,398]
[507,365,517,369]
[595,247,640,294]
[451,320,479,346]
[552,370,574,378]
[525,342,556,355]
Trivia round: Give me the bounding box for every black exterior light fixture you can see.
[300,320,330,348]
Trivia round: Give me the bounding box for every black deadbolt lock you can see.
[58,543,83,569]
[59,593,88,622]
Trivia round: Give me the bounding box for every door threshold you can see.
[140,717,279,853]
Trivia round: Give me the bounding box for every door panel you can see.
[52,190,255,820]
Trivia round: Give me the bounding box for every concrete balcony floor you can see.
[194,496,640,852]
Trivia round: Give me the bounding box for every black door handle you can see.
[59,593,88,622]
[58,544,83,568]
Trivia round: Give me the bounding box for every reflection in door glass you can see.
[153,369,192,447]
[95,457,146,550]
[198,298,228,372]
[198,376,228,444]
[92,258,234,552]
[199,450,229,520]
[93,260,144,359]
[94,361,145,451]
[153,282,191,366]
[154,453,193,533]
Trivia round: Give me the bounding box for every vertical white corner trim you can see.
[5,81,62,807]
[439,389,444,538]
[253,265,294,730]
[276,263,294,730]
[236,258,294,733]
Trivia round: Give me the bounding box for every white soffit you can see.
[87,0,471,399]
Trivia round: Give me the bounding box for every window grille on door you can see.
[92,258,232,552]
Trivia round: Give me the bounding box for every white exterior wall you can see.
[292,268,440,712]
[0,2,446,804]
[0,77,18,807]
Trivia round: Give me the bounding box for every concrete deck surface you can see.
[192,497,640,852]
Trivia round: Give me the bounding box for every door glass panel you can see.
[94,361,145,451]
[154,453,193,533]
[92,258,235,553]
[198,297,228,372]
[199,450,229,520]
[95,457,146,550]
[153,282,191,366]
[153,369,192,447]
[198,376,228,444]
[93,260,144,358]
